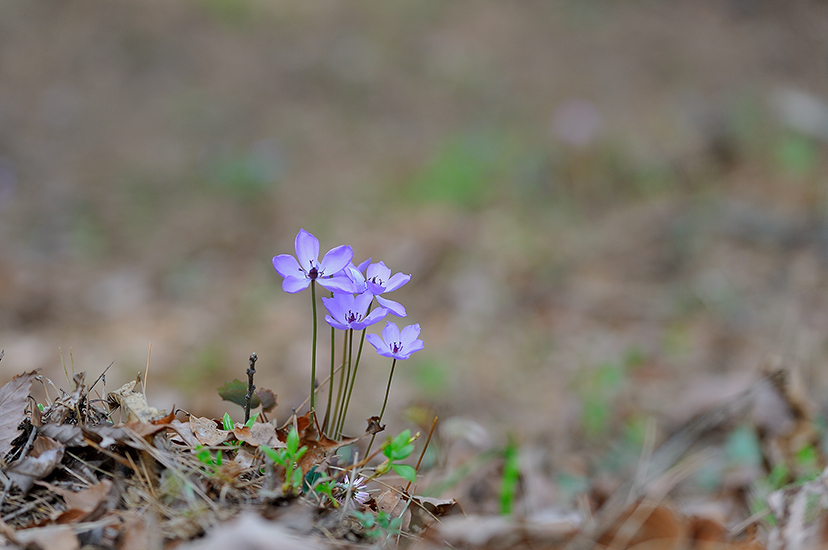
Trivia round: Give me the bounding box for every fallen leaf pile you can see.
[0,366,826,549]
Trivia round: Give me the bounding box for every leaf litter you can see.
[0,364,826,549]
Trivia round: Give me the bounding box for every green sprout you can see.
[260,426,308,496]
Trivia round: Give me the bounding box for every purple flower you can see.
[362,261,410,317]
[272,229,355,293]
[322,292,388,330]
[367,322,424,360]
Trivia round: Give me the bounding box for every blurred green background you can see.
[1,1,828,454]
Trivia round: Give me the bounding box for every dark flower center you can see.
[308,266,319,280]
[346,310,361,324]
[391,342,403,354]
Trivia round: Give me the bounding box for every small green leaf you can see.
[392,464,416,483]
[286,427,299,454]
[215,449,223,467]
[244,412,259,428]
[222,412,234,431]
[260,444,287,466]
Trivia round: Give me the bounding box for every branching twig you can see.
[245,353,258,424]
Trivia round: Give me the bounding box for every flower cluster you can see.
[273,229,424,438]
[273,229,422,356]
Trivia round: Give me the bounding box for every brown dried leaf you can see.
[37,424,84,447]
[106,380,166,423]
[0,371,38,456]
[6,436,64,493]
[13,525,78,550]
[189,416,230,446]
[409,495,462,532]
[168,419,201,448]
[176,512,326,550]
[40,479,113,523]
[232,422,281,447]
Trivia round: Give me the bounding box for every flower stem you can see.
[310,280,318,415]
[338,328,366,437]
[335,329,355,438]
[322,325,336,433]
[365,358,397,455]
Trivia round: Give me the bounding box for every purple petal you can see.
[384,273,411,292]
[399,323,421,345]
[376,296,407,317]
[353,307,388,330]
[353,291,374,312]
[381,321,400,344]
[322,295,346,320]
[357,258,372,272]
[318,274,358,293]
[366,333,388,354]
[403,339,424,357]
[295,229,320,269]
[282,276,311,293]
[324,314,349,331]
[344,265,367,293]
[366,280,385,295]
[366,261,391,282]
[272,254,302,278]
[319,245,353,276]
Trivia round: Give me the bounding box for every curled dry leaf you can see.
[39,479,114,524]
[256,388,277,413]
[409,495,462,532]
[278,412,361,475]
[13,524,79,550]
[106,380,167,423]
[5,435,65,493]
[232,422,281,447]
[0,371,38,457]
[189,416,230,446]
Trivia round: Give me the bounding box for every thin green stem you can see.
[338,328,367,437]
[309,280,318,415]
[335,329,355,438]
[322,325,336,433]
[331,331,348,437]
[365,358,397,456]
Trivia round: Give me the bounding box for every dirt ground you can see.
[2,1,828,546]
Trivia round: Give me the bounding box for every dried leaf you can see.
[218,379,259,410]
[189,416,230,446]
[6,436,65,493]
[0,371,38,456]
[106,380,166,423]
[13,525,78,550]
[176,512,326,550]
[38,424,84,447]
[39,479,113,523]
[256,388,277,413]
[232,422,281,447]
[409,495,462,532]
[168,419,201,448]
[279,412,360,474]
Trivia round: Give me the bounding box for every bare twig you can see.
[245,353,258,424]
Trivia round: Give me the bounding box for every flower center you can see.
[391,342,403,354]
[308,264,319,280]
[346,310,362,324]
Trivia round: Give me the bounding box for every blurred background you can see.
[2,1,828,493]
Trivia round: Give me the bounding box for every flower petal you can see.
[381,321,400,344]
[403,339,424,357]
[376,296,407,317]
[324,314,349,331]
[366,333,388,354]
[319,245,353,276]
[384,273,411,292]
[318,274,358,293]
[399,323,421,344]
[272,254,302,278]
[353,307,388,330]
[366,261,391,282]
[282,276,311,293]
[295,229,320,269]
[357,258,372,272]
